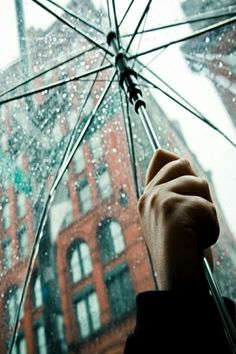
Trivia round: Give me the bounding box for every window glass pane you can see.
[2,202,10,229]
[78,180,92,213]
[8,292,18,326]
[36,326,47,354]
[56,315,64,340]
[90,132,103,160]
[80,243,92,276]
[70,248,82,283]
[76,300,90,339]
[50,181,73,239]
[34,276,43,308]
[110,221,125,254]
[17,193,26,218]
[2,240,12,269]
[97,221,115,264]
[106,267,135,320]
[17,226,28,258]
[97,169,112,200]
[18,336,27,354]
[74,147,86,174]
[88,292,100,331]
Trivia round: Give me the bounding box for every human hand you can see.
[138,149,219,291]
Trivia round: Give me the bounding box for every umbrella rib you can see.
[137,59,205,117]
[137,72,236,148]
[46,0,105,35]
[126,0,152,53]
[0,46,96,99]
[129,15,236,59]
[111,0,120,48]
[119,0,135,27]
[106,0,112,28]
[8,71,116,354]
[0,63,112,106]
[31,0,113,57]
[122,8,236,37]
[132,9,150,69]
[119,88,139,198]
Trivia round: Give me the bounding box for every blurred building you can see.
[181,0,236,129]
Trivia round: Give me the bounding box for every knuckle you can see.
[199,178,209,190]
[161,194,178,215]
[179,158,190,168]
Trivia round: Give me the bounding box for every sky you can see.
[0,0,236,236]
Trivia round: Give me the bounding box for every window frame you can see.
[68,241,93,283]
[105,262,135,321]
[34,322,47,354]
[73,146,86,174]
[97,219,125,264]
[76,177,92,214]
[2,238,12,269]
[73,285,101,340]
[96,164,112,201]
[17,225,28,258]
[33,274,43,309]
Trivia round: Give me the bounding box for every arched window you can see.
[33,274,43,308]
[97,219,125,264]
[68,241,92,283]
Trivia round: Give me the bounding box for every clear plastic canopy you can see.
[0,0,236,353]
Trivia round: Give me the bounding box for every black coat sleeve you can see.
[124,291,235,354]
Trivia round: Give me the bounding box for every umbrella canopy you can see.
[0,0,236,353]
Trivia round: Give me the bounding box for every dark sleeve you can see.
[124,291,235,354]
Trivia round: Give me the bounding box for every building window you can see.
[6,286,20,326]
[96,165,112,200]
[2,239,12,269]
[17,225,28,258]
[105,264,135,321]
[17,193,26,218]
[17,335,27,354]
[119,188,128,208]
[33,275,43,308]
[90,131,103,160]
[75,290,100,339]
[2,201,10,229]
[74,146,86,174]
[56,314,64,341]
[97,219,125,264]
[77,178,92,214]
[35,325,47,354]
[69,241,92,283]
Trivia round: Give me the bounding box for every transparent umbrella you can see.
[0,0,236,353]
